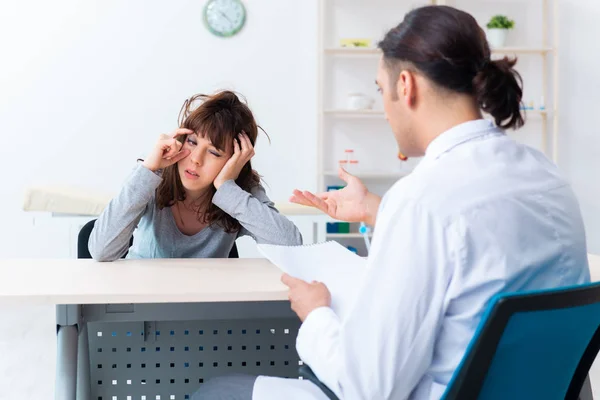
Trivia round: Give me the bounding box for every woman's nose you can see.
[190,148,203,166]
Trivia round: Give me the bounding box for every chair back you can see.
[77,219,239,259]
[442,282,600,400]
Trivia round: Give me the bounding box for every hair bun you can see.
[473,56,525,129]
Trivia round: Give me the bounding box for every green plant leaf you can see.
[486,14,515,29]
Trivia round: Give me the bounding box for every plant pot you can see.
[487,28,508,48]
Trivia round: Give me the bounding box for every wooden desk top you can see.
[0,258,288,305]
[2,254,599,305]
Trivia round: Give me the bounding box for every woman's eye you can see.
[209,150,221,157]
[186,138,197,146]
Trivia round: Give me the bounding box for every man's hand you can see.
[290,167,381,226]
[281,274,332,322]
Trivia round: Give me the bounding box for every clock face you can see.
[203,0,246,38]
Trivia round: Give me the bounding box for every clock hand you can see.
[219,10,233,24]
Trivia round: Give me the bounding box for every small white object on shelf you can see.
[487,28,509,48]
[347,93,375,110]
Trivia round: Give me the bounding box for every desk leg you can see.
[55,325,78,400]
[77,323,91,400]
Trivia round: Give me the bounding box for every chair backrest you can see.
[442,282,600,400]
[77,219,239,259]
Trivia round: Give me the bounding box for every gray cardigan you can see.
[89,164,302,261]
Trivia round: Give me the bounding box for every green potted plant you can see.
[486,15,515,48]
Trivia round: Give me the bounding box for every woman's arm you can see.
[90,129,192,261]
[88,164,162,261]
[212,180,303,246]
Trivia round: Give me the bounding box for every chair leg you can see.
[55,325,78,400]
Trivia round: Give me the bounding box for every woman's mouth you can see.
[184,169,199,180]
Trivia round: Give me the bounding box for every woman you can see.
[198,5,589,400]
[89,90,302,261]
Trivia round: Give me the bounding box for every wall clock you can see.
[203,0,247,38]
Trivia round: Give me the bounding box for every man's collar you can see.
[424,119,501,161]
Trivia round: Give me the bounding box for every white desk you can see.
[0,258,295,400]
[0,258,288,305]
[3,254,598,305]
[3,255,599,400]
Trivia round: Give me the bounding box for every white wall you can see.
[0,0,598,256]
[557,0,600,254]
[0,1,319,397]
[0,0,318,258]
[1,0,600,398]
[551,0,600,389]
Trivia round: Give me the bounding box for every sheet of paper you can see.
[257,241,367,319]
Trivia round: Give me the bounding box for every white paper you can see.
[257,241,367,319]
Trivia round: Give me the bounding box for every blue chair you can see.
[300,282,600,400]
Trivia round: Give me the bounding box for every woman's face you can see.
[177,133,231,195]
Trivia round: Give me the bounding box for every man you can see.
[195,6,589,399]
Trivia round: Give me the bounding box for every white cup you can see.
[347,93,375,110]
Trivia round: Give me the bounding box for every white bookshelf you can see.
[317,0,558,255]
[434,0,559,160]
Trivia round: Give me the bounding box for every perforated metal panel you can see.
[88,318,301,400]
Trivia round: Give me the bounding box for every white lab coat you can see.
[253,119,590,400]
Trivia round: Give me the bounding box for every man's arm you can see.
[296,200,458,399]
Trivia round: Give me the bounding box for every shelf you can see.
[324,47,379,56]
[324,47,553,56]
[491,47,553,54]
[324,109,385,118]
[483,110,549,122]
[326,109,548,119]
[324,170,410,179]
[326,233,373,238]
[523,109,549,116]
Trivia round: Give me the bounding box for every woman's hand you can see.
[214,132,255,189]
[142,128,193,172]
[290,167,382,226]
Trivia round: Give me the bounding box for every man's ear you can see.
[398,70,417,107]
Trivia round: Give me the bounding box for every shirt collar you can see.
[424,119,501,161]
